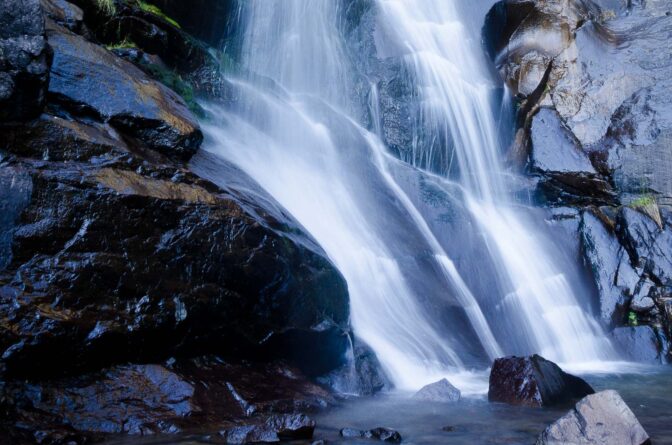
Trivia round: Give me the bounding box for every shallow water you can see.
[104,368,672,445]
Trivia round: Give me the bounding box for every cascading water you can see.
[196,0,618,392]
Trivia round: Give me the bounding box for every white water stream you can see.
[200,0,618,392]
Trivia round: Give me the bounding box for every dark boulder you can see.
[41,0,84,33]
[610,326,664,364]
[45,21,202,160]
[536,390,650,445]
[0,0,52,121]
[0,156,349,380]
[217,414,316,444]
[488,355,594,407]
[412,378,461,403]
[340,427,402,443]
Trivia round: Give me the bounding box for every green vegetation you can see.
[628,311,638,327]
[94,0,116,15]
[138,1,181,29]
[105,39,136,51]
[630,195,656,208]
[142,63,203,117]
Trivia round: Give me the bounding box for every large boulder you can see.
[536,390,650,445]
[488,355,594,407]
[412,378,461,403]
[0,0,52,121]
[0,154,349,380]
[46,20,202,159]
[340,427,402,443]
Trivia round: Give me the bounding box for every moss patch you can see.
[137,1,181,29]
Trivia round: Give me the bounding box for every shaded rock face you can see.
[611,326,664,364]
[536,390,650,445]
[488,0,672,360]
[412,378,461,403]
[340,427,402,443]
[46,21,202,160]
[0,0,52,121]
[488,355,594,407]
[2,357,331,444]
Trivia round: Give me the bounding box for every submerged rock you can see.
[536,390,650,445]
[340,427,402,443]
[488,355,594,407]
[412,378,461,403]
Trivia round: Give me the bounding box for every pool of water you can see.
[103,368,672,445]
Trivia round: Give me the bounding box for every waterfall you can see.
[197,0,617,392]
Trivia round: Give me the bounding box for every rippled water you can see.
[103,369,672,445]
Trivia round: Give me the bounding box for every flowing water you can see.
[197,0,620,391]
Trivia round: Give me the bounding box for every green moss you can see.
[94,0,116,15]
[142,63,203,117]
[628,311,638,327]
[137,1,181,29]
[630,195,656,208]
[105,39,136,51]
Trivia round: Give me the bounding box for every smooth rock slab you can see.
[536,390,650,445]
[610,326,663,364]
[488,354,594,407]
[412,378,461,402]
[340,427,402,443]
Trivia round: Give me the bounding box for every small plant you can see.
[94,0,116,16]
[138,1,181,29]
[630,195,656,208]
[142,62,203,117]
[105,39,136,51]
[628,311,638,327]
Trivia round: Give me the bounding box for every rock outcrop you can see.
[536,390,650,445]
[0,0,350,443]
[486,0,672,360]
[412,378,461,403]
[488,355,594,407]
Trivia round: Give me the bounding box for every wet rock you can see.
[630,279,655,313]
[2,357,328,444]
[580,210,638,326]
[217,414,315,444]
[618,207,672,286]
[0,0,52,121]
[536,390,650,445]
[488,354,594,407]
[0,158,349,380]
[41,0,84,33]
[610,326,663,364]
[412,378,461,403]
[531,108,614,205]
[46,21,202,159]
[340,427,402,443]
[319,338,390,396]
[0,166,32,270]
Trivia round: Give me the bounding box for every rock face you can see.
[488,355,594,407]
[536,390,650,445]
[340,427,402,443]
[487,0,672,359]
[610,326,664,364]
[412,378,461,403]
[0,0,52,121]
[0,0,351,443]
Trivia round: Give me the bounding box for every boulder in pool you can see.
[488,354,594,407]
[536,390,650,445]
[412,378,461,402]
